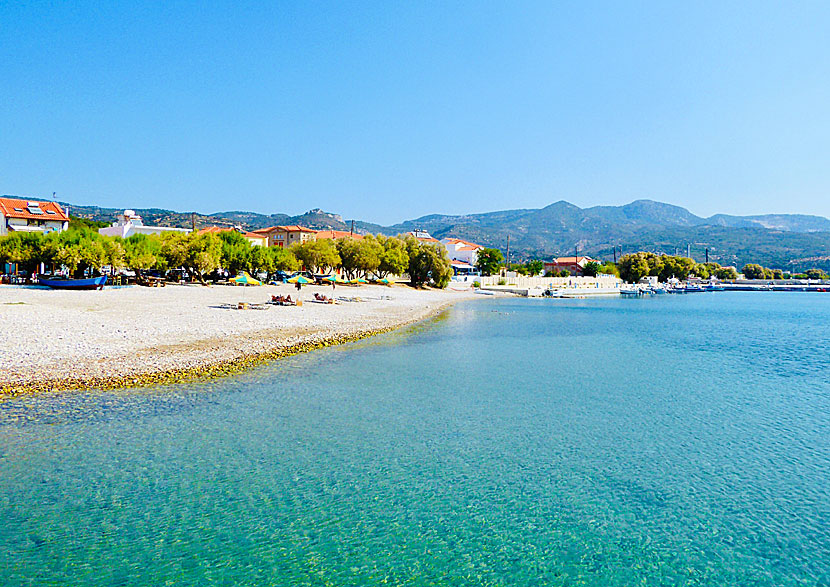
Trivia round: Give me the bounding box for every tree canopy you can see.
[475,247,504,276]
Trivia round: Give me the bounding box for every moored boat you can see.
[38,276,108,290]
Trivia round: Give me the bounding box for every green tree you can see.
[475,247,504,276]
[742,264,766,280]
[337,236,382,279]
[693,263,710,280]
[292,238,341,274]
[160,232,221,283]
[598,262,619,277]
[101,237,126,275]
[715,267,738,280]
[618,253,651,283]
[376,235,409,278]
[525,259,544,276]
[218,230,253,275]
[404,236,452,288]
[582,261,601,277]
[124,233,162,277]
[53,229,107,277]
[805,268,829,280]
[0,232,43,274]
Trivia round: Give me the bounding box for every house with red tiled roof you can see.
[198,226,267,247]
[543,256,597,276]
[441,237,484,270]
[0,196,70,236]
[252,225,316,248]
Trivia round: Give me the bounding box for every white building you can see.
[0,197,70,236]
[442,237,484,267]
[98,210,190,239]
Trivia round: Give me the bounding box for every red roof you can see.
[550,256,594,264]
[314,230,363,240]
[444,238,482,248]
[278,225,316,233]
[251,225,315,234]
[0,197,69,222]
[456,245,480,251]
[251,226,279,235]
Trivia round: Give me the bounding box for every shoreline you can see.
[0,284,479,397]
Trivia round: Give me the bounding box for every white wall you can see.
[477,274,622,289]
[99,224,190,238]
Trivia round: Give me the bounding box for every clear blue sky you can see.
[2,1,829,224]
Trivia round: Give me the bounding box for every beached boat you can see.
[39,276,108,290]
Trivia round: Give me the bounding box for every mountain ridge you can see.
[48,197,830,271]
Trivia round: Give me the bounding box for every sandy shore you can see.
[0,283,478,395]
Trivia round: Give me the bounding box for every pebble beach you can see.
[0,283,476,395]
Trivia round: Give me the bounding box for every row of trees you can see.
[617,252,739,283]
[741,264,828,281]
[289,234,451,286]
[0,228,454,287]
[618,253,830,283]
[474,248,620,278]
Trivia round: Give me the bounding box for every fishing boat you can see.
[38,275,108,290]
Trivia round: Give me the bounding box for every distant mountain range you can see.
[60,199,830,271]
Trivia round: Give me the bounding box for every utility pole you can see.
[350,219,354,236]
[687,243,691,258]
[705,248,709,264]
[191,213,196,231]
[506,235,510,268]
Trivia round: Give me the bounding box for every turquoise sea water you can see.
[1,292,829,586]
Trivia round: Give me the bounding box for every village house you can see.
[0,197,70,236]
[198,226,267,247]
[252,225,316,248]
[543,256,597,277]
[98,209,190,239]
[442,237,484,276]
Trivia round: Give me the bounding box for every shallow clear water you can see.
[1,292,829,586]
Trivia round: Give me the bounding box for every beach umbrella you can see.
[232,271,262,286]
[377,277,391,285]
[349,277,368,284]
[288,275,311,284]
